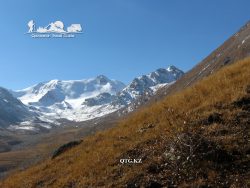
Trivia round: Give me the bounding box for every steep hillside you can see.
[1,58,249,187]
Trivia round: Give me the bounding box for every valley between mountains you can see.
[0,65,184,178]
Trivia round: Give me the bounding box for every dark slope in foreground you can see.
[1,58,249,187]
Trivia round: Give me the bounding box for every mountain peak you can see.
[49,79,59,83]
[95,75,110,85]
[46,79,60,87]
[114,66,184,106]
[96,75,108,79]
[0,87,9,94]
[167,65,179,71]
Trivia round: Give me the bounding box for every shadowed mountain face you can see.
[156,21,250,99]
[0,87,34,128]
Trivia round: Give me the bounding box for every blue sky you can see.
[0,0,249,90]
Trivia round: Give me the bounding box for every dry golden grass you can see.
[1,58,250,187]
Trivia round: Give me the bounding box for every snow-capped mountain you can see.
[13,75,125,107]
[114,65,184,105]
[9,66,183,128]
[12,75,126,122]
[85,65,184,107]
[0,87,35,128]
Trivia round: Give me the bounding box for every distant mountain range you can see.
[0,66,184,131]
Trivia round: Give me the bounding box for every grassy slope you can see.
[0,118,118,179]
[1,58,250,187]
